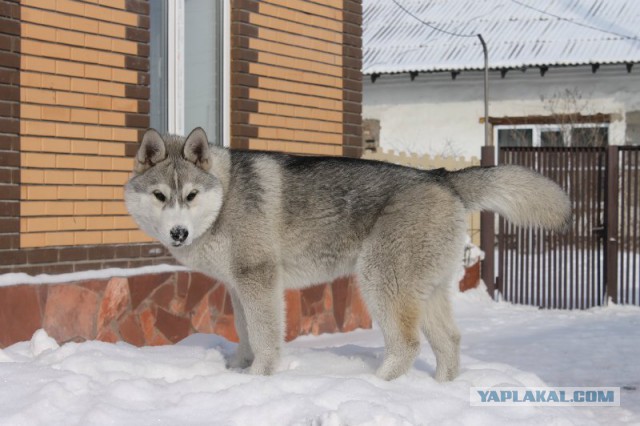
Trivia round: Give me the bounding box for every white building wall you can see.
[363,65,640,158]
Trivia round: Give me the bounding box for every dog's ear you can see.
[134,129,166,174]
[183,127,211,171]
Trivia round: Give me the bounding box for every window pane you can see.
[541,130,564,147]
[572,127,608,147]
[149,1,168,133]
[185,0,223,145]
[497,128,533,147]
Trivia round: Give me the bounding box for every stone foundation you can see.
[0,265,480,348]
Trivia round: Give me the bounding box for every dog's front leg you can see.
[234,265,284,376]
[226,289,254,369]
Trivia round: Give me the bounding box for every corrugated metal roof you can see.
[363,0,640,74]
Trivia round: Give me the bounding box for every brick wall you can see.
[231,0,363,157]
[0,0,174,275]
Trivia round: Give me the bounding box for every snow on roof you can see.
[363,0,640,75]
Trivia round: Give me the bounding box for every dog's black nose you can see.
[170,226,188,243]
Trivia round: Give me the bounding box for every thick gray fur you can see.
[125,128,572,381]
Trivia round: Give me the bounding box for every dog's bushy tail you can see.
[447,165,572,231]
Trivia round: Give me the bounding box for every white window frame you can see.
[165,0,230,146]
[494,123,609,148]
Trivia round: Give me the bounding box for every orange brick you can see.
[85,125,112,140]
[86,186,113,199]
[69,16,99,33]
[22,55,56,73]
[111,39,137,55]
[44,170,74,184]
[85,64,111,81]
[111,98,137,112]
[58,216,87,231]
[102,201,126,215]
[85,94,111,109]
[102,171,128,185]
[46,201,74,215]
[74,201,102,215]
[102,230,129,244]
[111,157,133,171]
[21,169,45,184]
[56,0,85,16]
[98,81,124,96]
[128,229,153,243]
[99,0,125,9]
[75,231,103,245]
[113,215,136,229]
[21,137,43,152]
[23,152,56,168]
[56,29,85,47]
[22,40,71,60]
[21,201,46,216]
[56,91,85,107]
[56,185,86,199]
[55,154,85,169]
[45,231,75,246]
[42,138,72,153]
[56,123,85,138]
[111,68,137,84]
[41,106,71,121]
[84,34,112,51]
[99,111,124,126]
[112,187,124,199]
[42,74,71,91]
[21,72,42,88]
[86,216,114,230]
[98,51,123,68]
[26,217,58,232]
[71,108,99,124]
[21,233,47,248]
[74,170,102,185]
[98,142,124,156]
[71,77,100,94]
[24,120,56,136]
[22,23,56,41]
[56,60,85,77]
[112,127,137,142]
[98,21,124,38]
[85,156,111,170]
[84,3,109,20]
[71,47,100,64]
[26,185,55,200]
[21,104,41,120]
[23,88,56,104]
[71,140,99,154]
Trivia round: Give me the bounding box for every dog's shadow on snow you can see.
[180,333,437,377]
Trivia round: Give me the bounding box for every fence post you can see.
[480,146,496,298]
[605,146,619,304]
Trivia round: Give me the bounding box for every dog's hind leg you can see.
[421,284,460,382]
[357,270,422,380]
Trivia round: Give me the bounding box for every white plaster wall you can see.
[363,65,640,158]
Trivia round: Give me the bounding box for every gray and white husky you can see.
[125,127,571,381]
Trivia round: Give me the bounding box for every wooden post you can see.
[480,145,496,298]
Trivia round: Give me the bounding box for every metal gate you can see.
[480,146,640,309]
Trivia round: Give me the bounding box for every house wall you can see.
[231,0,362,157]
[363,65,640,159]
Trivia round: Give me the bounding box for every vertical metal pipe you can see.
[477,34,489,146]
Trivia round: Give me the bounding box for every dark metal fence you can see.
[480,146,640,309]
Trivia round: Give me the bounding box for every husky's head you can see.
[124,127,224,248]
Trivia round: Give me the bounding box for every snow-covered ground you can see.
[0,285,638,426]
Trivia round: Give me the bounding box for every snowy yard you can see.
[0,285,638,426]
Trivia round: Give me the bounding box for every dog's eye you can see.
[186,191,198,202]
[153,191,166,202]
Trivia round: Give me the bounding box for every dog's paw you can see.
[226,353,254,370]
